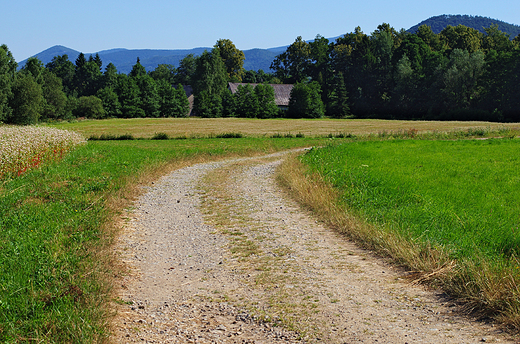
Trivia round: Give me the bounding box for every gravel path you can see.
[112,150,515,343]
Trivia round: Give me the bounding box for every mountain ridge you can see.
[19,15,520,74]
[21,45,285,74]
[408,14,520,37]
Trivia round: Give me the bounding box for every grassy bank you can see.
[0,136,327,343]
[280,138,520,329]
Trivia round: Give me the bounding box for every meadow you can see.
[48,117,520,139]
[291,138,520,328]
[2,119,520,342]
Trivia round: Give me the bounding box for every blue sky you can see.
[2,0,519,62]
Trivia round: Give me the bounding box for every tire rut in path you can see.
[112,151,514,343]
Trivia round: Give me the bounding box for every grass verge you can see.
[278,138,520,331]
[0,137,327,343]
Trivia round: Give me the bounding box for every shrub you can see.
[73,96,106,119]
[151,132,170,140]
[215,132,243,138]
[88,133,135,141]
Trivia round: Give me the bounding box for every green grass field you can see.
[300,138,520,324]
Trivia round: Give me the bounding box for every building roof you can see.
[228,83,293,107]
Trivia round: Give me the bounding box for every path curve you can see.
[112,150,514,343]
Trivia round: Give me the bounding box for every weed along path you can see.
[112,150,514,343]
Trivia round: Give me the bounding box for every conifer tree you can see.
[329,73,350,118]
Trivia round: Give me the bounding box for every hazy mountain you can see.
[19,45,284,74]
[18,15,520,74]
[408,14,520,38]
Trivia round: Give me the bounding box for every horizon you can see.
[3,0,520,62]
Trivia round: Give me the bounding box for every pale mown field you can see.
[49,117,520,138]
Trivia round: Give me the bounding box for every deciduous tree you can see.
[175,54,196,85]
[0,45,17,122]
[73,96,105,119]
[482,25,514,53]
[440,25,483,53]
[96,87,121,118]
[213,39,245,82]
[193,90,222,118]
[46,54,75,95]
[192,50,227,116]
[288,82,324,118]
[149,64,176,84]
[254,83,279,119]
[415,25,443,52]
[9,74,43,124]
[233,84,258,118]
[40,70,68,120]
[441,49,486,111]
[271,36,311,83]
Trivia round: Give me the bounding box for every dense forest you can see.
[1,22,520,124]
[268,23,520,121]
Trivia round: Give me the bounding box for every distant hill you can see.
[20,15,520,74]
[408,14,520,38]
[19,45,285,74]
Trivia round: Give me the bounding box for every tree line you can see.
[270,23,520,121]
[0,38,287,124]
[0,45,191,125]
[2,23,520,124]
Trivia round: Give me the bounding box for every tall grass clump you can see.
[0,125,85,178]
[215,132,243,138]
[151,132,170,140]
[284,139,520,329]
[270,133,306,138]
[88,133,135,141]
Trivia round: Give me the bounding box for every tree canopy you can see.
[214,39,245,82]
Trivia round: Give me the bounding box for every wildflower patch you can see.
[0,126,85,179]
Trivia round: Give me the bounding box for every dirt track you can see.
[112,150,515,343]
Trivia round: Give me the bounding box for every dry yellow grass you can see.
[277,154,453,274]
[49,117,520,138]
